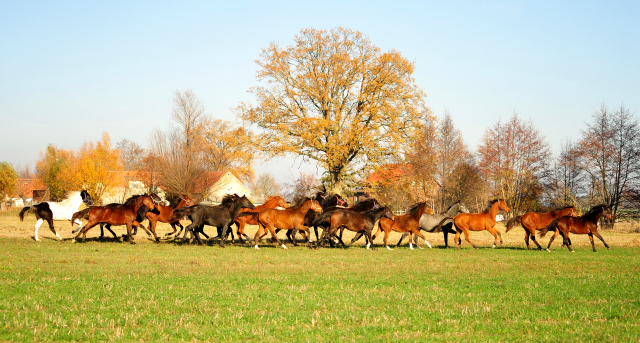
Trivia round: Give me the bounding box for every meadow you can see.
[1,210,640,342]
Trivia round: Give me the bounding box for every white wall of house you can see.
[206,172,252,203]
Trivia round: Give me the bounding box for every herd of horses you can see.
[18,190,614,252]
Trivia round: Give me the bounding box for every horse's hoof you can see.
[546,248,551,252]
[571,250,575,253]
[254,245,260,250]
[492,245,496,249]
[386,246,393,251]
[281,244,288,250]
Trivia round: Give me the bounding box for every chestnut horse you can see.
[315,206,394,249]
[146,195,195,238]
[439,199,510,249]
[245,198,323,249]
[232,195,288,245]
[371,203,435,250]
[505,206,579,250]
[72,194,160,244]
[539,205,613,252]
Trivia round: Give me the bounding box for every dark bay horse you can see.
[371,203,435,250]
[171,194,255,246]
[246,198,323,249]
[72,194,160,244]
[314,206,393,249]
[396,201,470,248]
[439,199,510,249]
[506,206,579,250]
[539,205,613,252]
[278,191,347,244]
[19,190,93,241]
[232,195,288,245]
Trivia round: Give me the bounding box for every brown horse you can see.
[505,206,579,250]
[232,195,288,245]
[145,195,195,238]
[72,194,160,244]
[249,198,323,249]
[440,199,510,249]
[371,203,435,250]
[319,206,394,249]
[539,205,613,252]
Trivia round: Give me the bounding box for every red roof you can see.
[16,179,47,198]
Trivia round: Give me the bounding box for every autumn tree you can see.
[239,27,428,194]
[0,162,18,210]
[202,119,255,183]
[574,104,640,225]
[36,145,71,200]
[250,173,282,203]
[284,172,320,201]
[478,113,551,214]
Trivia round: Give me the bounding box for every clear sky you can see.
[1,0,638,183]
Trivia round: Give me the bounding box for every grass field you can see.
[1,210,640,342]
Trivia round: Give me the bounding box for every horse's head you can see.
[381,206,394,220]
[424,205,435,216]
[276,196,288,209]
[335,194,348,207]
[459,203,470,213]
[603,206,613,220]
[80,190,94,206]
[180,195,195,207]
[498,199,510,213]
[569,206,579,217]
[150,193,163,206]
[141,194,158,209]
[309,199,323,213]
[239,195,255,210]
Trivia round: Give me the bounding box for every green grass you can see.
[0,238,639,342]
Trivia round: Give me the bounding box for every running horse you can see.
[72,194,161,244]
[232,195,288,245]
[242,198,323,249]
[19,190,94,241]
[505,206,579,250]
[370,202,435,250]
[314,206,394,249]
[438,199,510,249]
[539,205,613,252]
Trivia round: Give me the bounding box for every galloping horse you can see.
[171,194,255,246]
[506,206,579,250]
[314,206,393,249]
[145,195,195,238]
[439,199,510,249]
[72,194,160,244]
[278,191,346,244]
[247,198,323,249]
[371,202,435,250]
[232,195,288,245]
[396,201,470,248]
[539,205,613,252]
[19,190,94,241]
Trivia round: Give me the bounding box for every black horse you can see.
[171,194,254,246]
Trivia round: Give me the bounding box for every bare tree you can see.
[116,139,146,171]
[284,172,320,201]
[251,173,282,203]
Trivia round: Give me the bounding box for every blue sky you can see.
[1,0,638,182]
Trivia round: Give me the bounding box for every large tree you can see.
[0,162,18,210]
[239,27,428,194]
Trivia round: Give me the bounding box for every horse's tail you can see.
[18,206,32,221]
[171,206,194,222]
[234,211,258,222]
[539,219,559,238]
[505,215,522,233]
[436,217,454,233]
[310,211,333,227]
[70,208,91,227]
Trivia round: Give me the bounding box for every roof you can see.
[16,178,47,198]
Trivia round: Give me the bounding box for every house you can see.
[14,178,48,205]
[198,171,252,203]
[101,171,166,204]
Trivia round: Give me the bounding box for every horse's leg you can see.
[43,218,62,241]
[383,228,392,250]
[396,232,408,247]
[524,229,531,250]
[563,231,574,252]
[349,232,364,246]
[219,224,231,247]
[487,227,499,248]
[529,228,543,250]
[412,229,431,249]
[546,229,559,252]
[454,230,461,249]
[104,224,117,239]
[125,222,135,244]
[365,229,375,250]
[461,229,476,249]
[443,231,449,248]
[588,233,597,252]
[74,220,98,243]
[148,218,160,242]
[285,230,297,246]
[268,224,286,249]
[592,230,610,250]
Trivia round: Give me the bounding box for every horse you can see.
[314,206,394,249]
[438,199,510,249]
[230,195,289,245]
[277,191,346,244]
[72,194,161,244]
[395,201,470,248]
[145,195,195,238]
[244,198,323,249]
[505,206,579,250]
[71,193,167,241]
[19,190,94,241]
[539,205,613,252]
[170,194,255,246]
[370,202,436,250]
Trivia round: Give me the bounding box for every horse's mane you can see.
[407,202,426,214]
[584,205,608,216]
[350,199,377,212]
[483,199,502,213]
[167,195,183,207]
[220,194,238,205]
[443,200,461,212]
[123,194,144,205]
[264,195,281,203]
[554,205,575,211]
[291,196,313,208]
[57,191,81,204]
